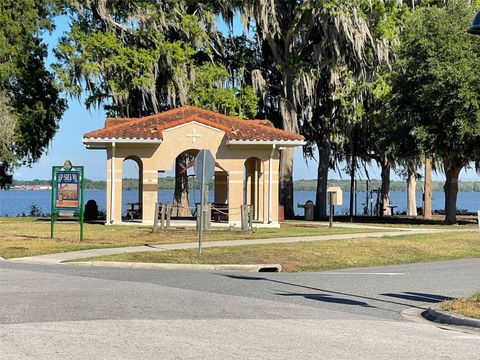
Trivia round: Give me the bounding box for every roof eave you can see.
[82,137,162,149]
[227,139,306,147]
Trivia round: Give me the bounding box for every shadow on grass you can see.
[35,218,106,225]
[290,214,477,226]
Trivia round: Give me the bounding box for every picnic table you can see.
[126,202,142,221]
[386,204,398,216]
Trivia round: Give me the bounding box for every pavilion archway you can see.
[170,149,199,217]
[122,155,143,221]
[244,157,263,221]
[164,148,230,222]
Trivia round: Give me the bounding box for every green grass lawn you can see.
[440,292,480,319]
[79,231,480,272]
[0,217,385,259]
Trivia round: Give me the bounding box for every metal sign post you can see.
[194,150,215,255]
[198,154,206,255]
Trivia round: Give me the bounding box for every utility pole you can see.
[349,140,355,222]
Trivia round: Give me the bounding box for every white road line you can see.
[320,272,405,276]
[453,335,480,340]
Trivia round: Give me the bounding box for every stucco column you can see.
[246,171,252,206]
[244,158,262,220]
[258,162,265,222]
[227,169,244,226]
[106,148,123,224]
[106,154,112,223]
[141,169,158,225]
[113,157,123,223]
[269,157,280,224]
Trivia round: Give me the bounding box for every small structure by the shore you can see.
[82,106,305,227]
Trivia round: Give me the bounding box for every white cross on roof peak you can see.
[186,127,201,144]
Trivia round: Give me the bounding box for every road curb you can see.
[64,261,282,273]
[423,306,480,329]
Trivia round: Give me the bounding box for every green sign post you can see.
[50,160,85,240]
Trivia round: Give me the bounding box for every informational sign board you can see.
[51,161,85,240]
[327,186,343,206]
[55,171,80,210]
[327,186,343,228]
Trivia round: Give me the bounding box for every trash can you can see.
[84,199,98,221]
[304,200,314,221]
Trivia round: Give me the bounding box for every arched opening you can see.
[171,149,199,217]
[122,156,143,221]
[212,168,229,222]
[244,157,262,221]
[157,149,229,223]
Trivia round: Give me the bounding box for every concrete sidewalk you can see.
[9,228,447,265]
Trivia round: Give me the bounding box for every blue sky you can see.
[14,15,479,183]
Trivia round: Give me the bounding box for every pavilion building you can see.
[82,106,305,227]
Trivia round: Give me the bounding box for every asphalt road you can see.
[1,259,479,359]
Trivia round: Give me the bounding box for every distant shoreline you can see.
[10,178,480,192]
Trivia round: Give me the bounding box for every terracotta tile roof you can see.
[104,118,132,127]
[83,106,305,142]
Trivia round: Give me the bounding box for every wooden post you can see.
[241,205,247,232]
[248,205,253,231]
[152,202,160,233]
[240,205,244,231]
[160,203,165,229]
[365,180,369,215]
[195,204,210,230]
[166,203,171,228]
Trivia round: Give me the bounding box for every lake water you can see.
[0,189,479,217]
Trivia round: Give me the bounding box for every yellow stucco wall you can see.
[104,121,282,226]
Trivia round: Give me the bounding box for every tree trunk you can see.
[443,160,463,225]
[279,148,295,218]
[423,155,432,220]
[380,155,391,216]
[315,139,330,219]
[173,155,191,217]
[406,159,417,216]
[279,97,299,219]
